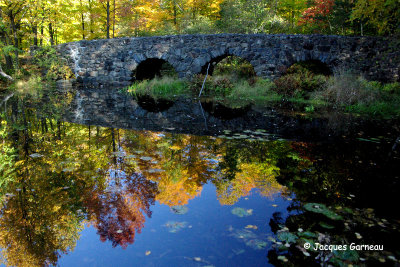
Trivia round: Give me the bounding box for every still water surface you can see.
[0,87,399,266]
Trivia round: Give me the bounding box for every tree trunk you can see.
[112,0,115,38]
[40,24,44,46]
[32,24,38,46]
[8,11,19,69]
[80,0,85,39]
[106,0,110,39]
[82,14,85,39]
[0,64,13,81]
[173,1,177,25]
[49,23,54,45]
[89,0,94,35]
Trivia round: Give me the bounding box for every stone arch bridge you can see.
[56,34,399,87]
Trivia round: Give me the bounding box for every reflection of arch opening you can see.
[133,59,177,81]
[137,95,174,112]
[201,55,256,78]
[201,100,251,120]
[287,60,332,76]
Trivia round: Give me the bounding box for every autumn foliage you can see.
[299,0,335,28]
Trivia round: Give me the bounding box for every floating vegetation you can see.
[230,229,257,240]
[331,249,359,264]
[148,168,164,173]
[245,225,258,230]
[231,207,253,217]
[29,153,43,158]
[139,156,153,161]
[303,203,343,220]
[357,137,381,143]
[298,231,318,239]
[111,151,125,157]
[171,205,188,215]
[245,239,267,250]
[277,255,288,262]
[164,221,188,233]
[232,249,245,255]
[319,221,335,229]
[277,232,298,244]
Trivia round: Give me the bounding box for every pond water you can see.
[0,86,399,266]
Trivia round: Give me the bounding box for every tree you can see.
[351,0,400,35]
[298,0,335,33]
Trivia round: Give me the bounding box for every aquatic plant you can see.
[231,207,253,217]
[303,202,343,220]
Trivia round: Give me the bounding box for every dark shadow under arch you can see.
[201,55,256,78]
[287,59,332,76]
[133,58,177,81]
[201,100,251,120]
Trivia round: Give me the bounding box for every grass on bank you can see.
[123,68,400,119]
[1,47,74,95]
[122,76,188,100]
[319,70,400,118]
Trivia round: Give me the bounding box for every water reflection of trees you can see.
[0,94,294,266]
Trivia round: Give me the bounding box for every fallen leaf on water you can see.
[272,204,278,207]
[193,257,201,262]
[245,225,258,230]
[145,251,151,256]
[29,153,43,158]
[277,255,288,262]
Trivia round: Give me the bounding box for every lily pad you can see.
[277,232,298,243]
[29,153,43,158]
[319,222,335,229]
[333,249,359,262]
[140,156,153,161]
[164,221,188,233]
[112,151,125,157]
[231,207,253,217]
[230,229,257,240]
[304,203,343,220]
[171,205,188,215]
[298,231,318,238]
[245,239,268,250]
[277,255,288,262]
[148,168,164,173]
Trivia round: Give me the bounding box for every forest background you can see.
[0,0,399,68]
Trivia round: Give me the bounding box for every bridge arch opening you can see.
[274,59,332,97]
[201,55,256,79]
[285,60,332,76]
[133,58,177,81]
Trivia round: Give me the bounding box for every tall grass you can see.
[321,70,379,105]
[125,76,189,100]
[314,69,400,118]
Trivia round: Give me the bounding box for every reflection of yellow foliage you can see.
[156,175,202,206]
[217,162,284,205]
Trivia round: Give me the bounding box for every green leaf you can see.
[277,232,298,243]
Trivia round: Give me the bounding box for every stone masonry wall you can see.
[56,34,400,87]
